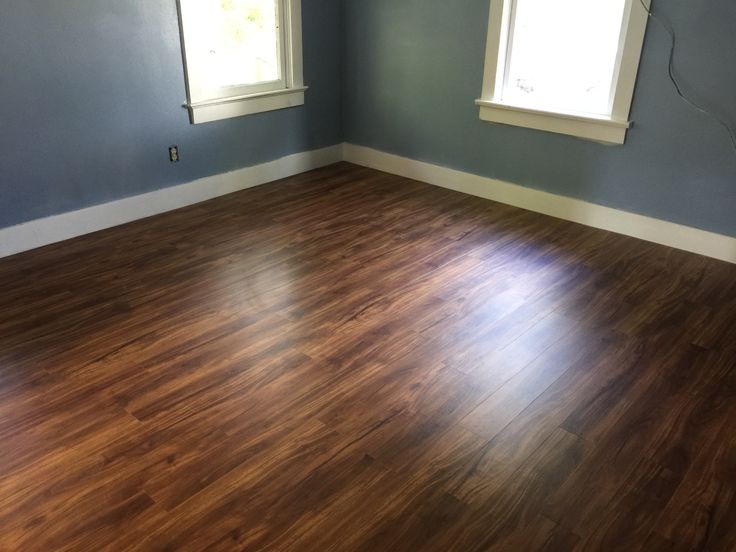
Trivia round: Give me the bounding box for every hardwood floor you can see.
[0,162,735,551]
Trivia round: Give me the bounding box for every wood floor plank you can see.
[1,162,735,550]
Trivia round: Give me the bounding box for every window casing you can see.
[178,0,306,124]
[476,0,650,144]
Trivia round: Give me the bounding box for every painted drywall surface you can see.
[0,0,342,228]
[342,0,736,237]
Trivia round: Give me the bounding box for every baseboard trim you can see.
[3,142,734,264]
[342,143,736,264]
[0,144,343,259]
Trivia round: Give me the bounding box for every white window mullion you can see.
[178,0,306,124]
[500,0,521,104]
[477,0,649,144]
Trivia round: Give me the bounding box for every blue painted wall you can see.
[0,0,342,228]
[342,0,736,237]
[3,0,735,238]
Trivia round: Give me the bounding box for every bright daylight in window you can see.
[504,0,626,115]
[178,0,305,124]
[477,0,650,144]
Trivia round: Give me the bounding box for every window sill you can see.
[186,87,308,124]
[475,99,631,145]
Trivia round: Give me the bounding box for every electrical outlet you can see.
[169,145,180,163]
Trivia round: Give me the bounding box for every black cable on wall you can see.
[638,0,736,153]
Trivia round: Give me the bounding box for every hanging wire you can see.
[637,0,736,153]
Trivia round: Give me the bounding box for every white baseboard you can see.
[0,144,342,259]
[3,142,734,264]
[343,143,736,264]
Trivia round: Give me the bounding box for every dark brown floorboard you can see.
[0,162,735,551]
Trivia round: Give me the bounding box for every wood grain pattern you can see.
[0,162,735,551]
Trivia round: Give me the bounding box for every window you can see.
[178,0,305,124]
[476,0,650,144]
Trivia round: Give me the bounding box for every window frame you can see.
[476,0,650,144]
[177,0,306,124]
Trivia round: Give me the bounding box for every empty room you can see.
[1,0,735,550]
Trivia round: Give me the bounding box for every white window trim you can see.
[477,0,650,144]
[177,0,306,124]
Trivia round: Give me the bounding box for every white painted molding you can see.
[477,0,651,144]
[0,144,342,259]
[476,100,630,145]
[178,0,305,124]
[342,143,736,264]
[4,142,735,264]
[187,87,307,125]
